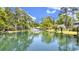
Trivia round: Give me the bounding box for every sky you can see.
[21,7,61,23]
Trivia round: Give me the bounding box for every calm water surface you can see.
[0,31,79,51]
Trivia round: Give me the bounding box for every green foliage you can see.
[42,31,53,43]
[0,7,79,31]
[0,7,8,30]
[76,12,79,21]
[56,14,72,27]
[0,7,35,31]
[40,16,55,29]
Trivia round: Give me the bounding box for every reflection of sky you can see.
[27,32,79,51]
[21,7,60,23]
[27,34,59,51]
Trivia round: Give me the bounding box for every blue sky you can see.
[21,7,61,23]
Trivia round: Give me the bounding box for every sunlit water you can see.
[0,31,79,51]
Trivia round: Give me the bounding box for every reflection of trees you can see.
[58,34,70,51]
[76,36,79,46]
[42,31,54,44]
[0,31,33,51]
[16,31,33,51]
[58,34,79,51]
[0,33,18,51]
[28,31,40,38]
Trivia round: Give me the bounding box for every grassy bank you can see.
[46,29,77,35]
[0,28,78,36]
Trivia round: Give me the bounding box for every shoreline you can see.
[0,30,28,33]
[0,29,78,36]
[46,29,77,35]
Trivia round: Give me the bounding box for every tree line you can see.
[0,7,37,31]
[0,7,79,31]
[39,7,79,31]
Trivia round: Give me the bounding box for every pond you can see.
[0,31,79,51]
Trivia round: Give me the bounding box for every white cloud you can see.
[31,16,36,20]
[30,16,36,21]
[28,14,36,19]
[52,7,61,10]
[28,14,36,21]
[46,9,56,14]
[48,7,61,10]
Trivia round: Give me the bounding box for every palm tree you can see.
[69,7,79,25]
[59,7,69,28]
[69,7,79,31]
[59,7,79,28]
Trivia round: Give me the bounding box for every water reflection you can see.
[76,36,79,46]
[0,31,79,51]
[57,34,70,51]
[42,31,54,44]
[0,31,32,51]
[40,31,79,51]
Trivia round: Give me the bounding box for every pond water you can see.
[0,31,79,51]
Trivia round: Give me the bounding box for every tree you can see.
[0,7,36,31]
[15,7,33,30]
[40,16,54,30]
[59,7,69,28]
[4,7,16,30]
[57,14,72,28]
[0,7,7,31]
[76,12,79,21]
[57,7,78,28]
[69,7,79,21]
